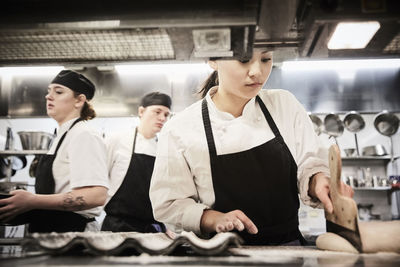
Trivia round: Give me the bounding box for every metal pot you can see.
[362,144,388,156]
[343,111,365,156]
[374,111,399,137]
[17,131,54,150]
[373,111,400,170]
[309,114,323,136]
[324,113,344,137]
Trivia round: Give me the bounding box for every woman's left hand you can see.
[0,190,35,222]
[308,172,354,213]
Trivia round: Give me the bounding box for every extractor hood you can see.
[0,0,258,65]
[0,0,399,66]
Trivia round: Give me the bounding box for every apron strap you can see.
[201,98,217,160]
[53,118,83,155]
[255,95,282,139]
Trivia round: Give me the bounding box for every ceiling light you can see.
[327,21,380,49]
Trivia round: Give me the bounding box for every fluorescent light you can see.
[281,58,400,71]
[0,66,64,75]
[328,21,380,49]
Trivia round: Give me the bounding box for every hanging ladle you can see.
[323,113,344,146]
[373,110,399,169]
[343,111,365,156]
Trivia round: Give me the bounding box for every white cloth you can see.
[150,88,330,234]
[105,128,157,204]
[48,117,109,220]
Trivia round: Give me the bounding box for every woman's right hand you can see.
[200,209,258,234]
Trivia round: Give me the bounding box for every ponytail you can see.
[198,71,218,98]
[80,102,96,120]
[74,92,96,120]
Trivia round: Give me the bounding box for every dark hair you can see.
[198,71,218,98]
[74,92,96,120]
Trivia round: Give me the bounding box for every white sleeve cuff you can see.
[182,203,210,235]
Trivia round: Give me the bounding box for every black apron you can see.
[202,96,306,245]
[26,118,95,233]
[101,128,165,233]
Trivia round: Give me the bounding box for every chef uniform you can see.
[102,93,171,232]
[20,70,108,233]
[150,87,329,244]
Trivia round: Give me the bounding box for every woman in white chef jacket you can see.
[0,70,109,233]
[102,92,171,232]
[150,49,354,245]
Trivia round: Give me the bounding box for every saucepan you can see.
[343,111,365,156]
[323,113,344,146]
[309,114,323,136]
[374,111,400,170]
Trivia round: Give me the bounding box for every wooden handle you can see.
[326,144,359,232]
[328,144,342,198]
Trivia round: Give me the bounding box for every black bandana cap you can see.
[51,70,95,100]
[140,92,171,109]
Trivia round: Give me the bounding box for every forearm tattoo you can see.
[62,192,87,211]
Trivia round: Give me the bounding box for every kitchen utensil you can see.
[325,144,362,252]
[309,114,323,136]
[374,111,399,173]
[0,155,27,179]
[362,144,387,156]
[343,111,365,156]
[17,131,54,150]
[324,113,344,146]
[344,148,356,157]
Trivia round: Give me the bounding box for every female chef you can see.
[149,49,353,245]
[0,70,109,233]
[102,92,171,232]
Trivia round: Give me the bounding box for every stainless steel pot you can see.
[362,144,388,156]
[343,111,365,156]
[309,114,323,136]
[17,131,54,150]
[323,113,344,146]
[374,111,399,137]
[373,111,400,171]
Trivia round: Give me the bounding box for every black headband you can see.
[51,70,95,100]
[140,92,171,109]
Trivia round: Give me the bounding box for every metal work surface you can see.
[1,245,400,266]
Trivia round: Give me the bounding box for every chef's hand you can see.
[0,190,35,222]
[200,209,258,234]
[308,172,354,214]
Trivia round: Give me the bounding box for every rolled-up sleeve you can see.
[289,93,329,208]
[150,125,209,234]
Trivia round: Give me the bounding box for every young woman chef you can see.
[150,49,354,245]
[101,92,171,232]
[0,70,109,233]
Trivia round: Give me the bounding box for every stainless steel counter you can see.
[2,245,400,266]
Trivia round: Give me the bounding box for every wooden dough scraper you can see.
[325,144,363,252]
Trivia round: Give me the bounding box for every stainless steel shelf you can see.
[354,186,391,191]
[342,155,398,161]
[0,150,48,156]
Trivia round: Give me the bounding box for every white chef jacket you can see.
[105,129,157,204]
[150,87,330,234]
[49,117,109,220]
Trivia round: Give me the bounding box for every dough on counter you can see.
[316,232,359,254]
[358,221,400,253]
[316,221,400,254]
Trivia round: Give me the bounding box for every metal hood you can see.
[0,0,399,66]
